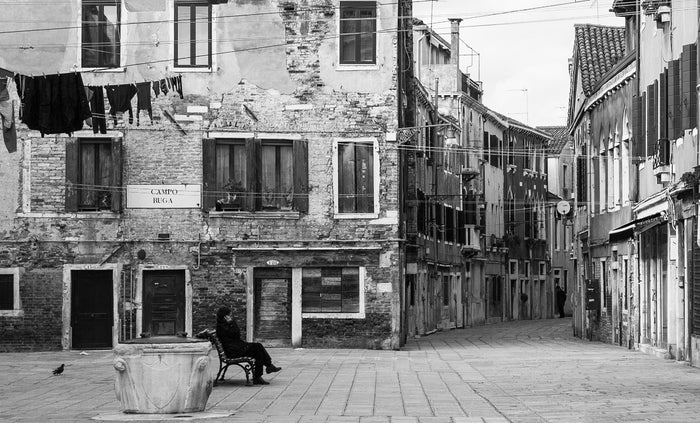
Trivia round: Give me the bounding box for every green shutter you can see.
[65,138,79,212]
[202,138,217,211]
[293,139,309,213]
[246,138,261,212]
[110,138,122,212]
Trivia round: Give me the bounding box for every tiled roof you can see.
[537,126,572,154]
[574,24,626,96]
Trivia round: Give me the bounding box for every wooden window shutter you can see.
[65,138,79,212]
[692,218,700,335]
[682,44,692,131]
[659,70,668,140]
[245,138,261,211]
[646,85,655,157]
[691,43,698,129]
[202,138,217,211]
[641,92,647,158]
[669,59,680,139]
[631,95,642,159]
[110,137,122,212]
[292,139,309,213]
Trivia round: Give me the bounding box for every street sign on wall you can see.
[126,185,201,209]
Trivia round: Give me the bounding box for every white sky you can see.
[412,0,623,127]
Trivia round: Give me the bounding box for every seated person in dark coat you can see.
[216,306,281,385]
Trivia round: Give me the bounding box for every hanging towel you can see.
[136,82,152,125]
[0,77,17,152]
[106,83,137,125]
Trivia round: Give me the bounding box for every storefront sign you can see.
[127,185,201,209]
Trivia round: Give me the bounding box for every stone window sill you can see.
[302,312,365,319]
[208,211,300,220]
[0,310,24,317]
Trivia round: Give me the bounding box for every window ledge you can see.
[78,67,127,73]
[0,310,24,317]
[208,210,301,220]
[172,67,213,73]
[17,212,120,219]
[336,64,380,71]
[303,312,365,319]
[334,213,379,220]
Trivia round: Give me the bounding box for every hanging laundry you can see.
[159,79,169,96]
[83,87,93,128]
[172,75,183,99]
[14,72,91,137]
[0,77,17,152]
[105,83,137,125]
[153,80,160,97]
[136,82,152,125]
[89,86,107,134]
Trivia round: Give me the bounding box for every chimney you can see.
[449,18,462,92]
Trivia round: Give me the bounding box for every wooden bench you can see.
[198,329,255,386]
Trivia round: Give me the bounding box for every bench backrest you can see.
[203,329,228,361]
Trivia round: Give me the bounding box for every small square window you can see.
[82,1,121,68]
[339,2,377,65]
[302,267,362,315]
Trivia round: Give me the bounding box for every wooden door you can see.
[71,270,113,349]
[254,268,292,346]
[143,270,185,336]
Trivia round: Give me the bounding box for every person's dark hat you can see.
[216,306,231,321]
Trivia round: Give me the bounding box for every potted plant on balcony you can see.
[216,179,244,211]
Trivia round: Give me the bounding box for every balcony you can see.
[653,138,671,182]
[460,224,481,257]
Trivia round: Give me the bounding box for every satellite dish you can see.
[556,200,571,216]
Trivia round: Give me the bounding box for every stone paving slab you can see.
[2,318,700,422]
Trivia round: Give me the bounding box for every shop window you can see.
[302,267,361,314]
[82,0,121,68]
[334,139,377,216]
[0,268,22,317]
[174,1,212,68]
[339,1,376,65]
[65,138,122,212]
[203,138,308,213]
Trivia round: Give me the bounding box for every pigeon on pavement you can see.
[52,364,64,375]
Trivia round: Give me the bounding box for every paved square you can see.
[2,319,700,422]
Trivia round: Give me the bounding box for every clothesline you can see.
[1,67,185,143]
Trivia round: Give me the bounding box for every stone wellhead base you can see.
[92,412,234,421]
[113,338,214,414]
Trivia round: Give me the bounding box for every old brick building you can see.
[0,0,410,351]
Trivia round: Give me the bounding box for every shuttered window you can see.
[445,205,454,243]
[203,138,308,213]
[336,140,375,214]
[302,267,360,313]
[646,83,657,157]
[668,59,680,139]
[65,137,122,212]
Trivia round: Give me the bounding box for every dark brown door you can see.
[143,270,185,336]
[254,268,292,347]
[71,270,113,349]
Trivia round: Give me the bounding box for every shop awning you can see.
[609,213,665,242]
